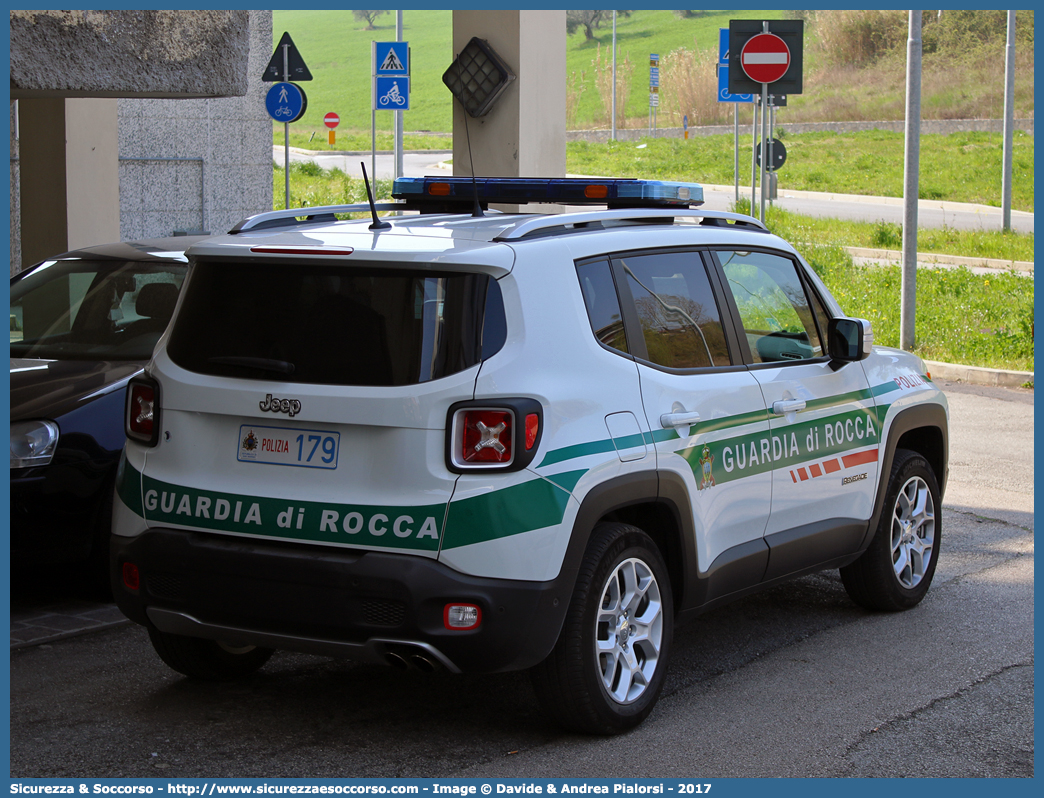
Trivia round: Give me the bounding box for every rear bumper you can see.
[111,528,571,673]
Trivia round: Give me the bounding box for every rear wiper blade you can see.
[208,356,295,374]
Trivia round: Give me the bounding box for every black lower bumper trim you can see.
[112,527,571,673]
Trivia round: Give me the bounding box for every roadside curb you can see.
[845,247,1033,273]
[926,360,1033,389]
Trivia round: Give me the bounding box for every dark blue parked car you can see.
[10,236,204,578]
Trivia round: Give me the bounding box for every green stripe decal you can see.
[441,469,588,550]
[683,406,881,486]
[537,382,896,470]
[118,459,445,552]
[872,381,902,397]
[117,458,589,553]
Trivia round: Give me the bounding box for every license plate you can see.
[237,424,339,470]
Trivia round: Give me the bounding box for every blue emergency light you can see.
[392,177,704,209]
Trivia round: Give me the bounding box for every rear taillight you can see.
[126,377,160,446]
[446,399,543,473]
[461,409,515,465]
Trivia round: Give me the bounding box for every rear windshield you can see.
[166,261,505,387]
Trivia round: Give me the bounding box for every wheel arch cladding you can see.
[868,403,948,542]
[564,470,693,614]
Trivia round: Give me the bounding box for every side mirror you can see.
[828,317,873,362]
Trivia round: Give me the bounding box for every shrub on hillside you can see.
[810,10,908,68]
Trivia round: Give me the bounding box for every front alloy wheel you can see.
[841,448,942,611]
[890,473,936,589]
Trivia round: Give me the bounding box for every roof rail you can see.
[230,203,406,234]
[492,209,767,242]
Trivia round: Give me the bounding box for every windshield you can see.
[10,259,187,361]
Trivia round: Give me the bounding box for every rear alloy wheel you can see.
[148,626,274,680]
[532,522,673,734]
[841,449,941,611]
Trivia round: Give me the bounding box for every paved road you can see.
[274,146,1034,235]
[9,380,1033,778]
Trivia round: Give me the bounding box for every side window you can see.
[576,258,628,354]
[615,250,730,369]
[718,250,824,363]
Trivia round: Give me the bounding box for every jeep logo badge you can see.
[259,393,302,417]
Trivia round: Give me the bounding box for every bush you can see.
[810,10,908,68]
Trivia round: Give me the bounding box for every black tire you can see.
[531,522,674,734]
[148,626,274,680]
[841,449,941,611]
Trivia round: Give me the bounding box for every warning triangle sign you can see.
[262,32,312,82]
[379,49,405,72]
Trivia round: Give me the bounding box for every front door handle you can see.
[772,399,807,415]
[660,411,701,429]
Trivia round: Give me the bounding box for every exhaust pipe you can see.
[410,654,438,673]
[385,651,410,670]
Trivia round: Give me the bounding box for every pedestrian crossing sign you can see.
[374,42,409,75]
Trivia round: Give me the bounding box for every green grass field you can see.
[566,130,1035,212]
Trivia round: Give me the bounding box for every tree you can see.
[566,10,631,41]
[352,10,386,30]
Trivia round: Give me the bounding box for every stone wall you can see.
[10,10,250,99]
[117,11,273,239]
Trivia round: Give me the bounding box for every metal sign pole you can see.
[768,98,775,204]
[394,11,404,185]
[283,44,290,210]
[371,41,377,188]
[750,95,758,218]
[734,102,739,205]
[900,11,922,351]
[759,82,768,221]
[611,12,617,142]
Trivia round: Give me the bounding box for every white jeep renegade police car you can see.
[113,176,948,734]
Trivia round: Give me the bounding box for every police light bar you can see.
[392,177,704,209]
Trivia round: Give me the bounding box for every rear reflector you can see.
[525,413,539,450]
[444,604,481,630]
[122,563,140,591]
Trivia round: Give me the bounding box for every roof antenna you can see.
[360,161,390,230]
[456,61,484,218]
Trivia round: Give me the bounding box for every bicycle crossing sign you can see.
[265,81,306,122]
[375,76,410,110]
[375,42,409,75]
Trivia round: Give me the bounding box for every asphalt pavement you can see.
[9,379,1034,777]
[273,146,1035,236]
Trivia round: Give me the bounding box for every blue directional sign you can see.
[718,29,753,103]
[375,42,409,74]
[375,76,410,110]
[266,81,306,122]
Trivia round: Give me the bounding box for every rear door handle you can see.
[660,411,701,429]
[772,399,807,415]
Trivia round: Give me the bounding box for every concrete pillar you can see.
[17,98,119,269]
[10,102,21,276]
[451,10,566,179]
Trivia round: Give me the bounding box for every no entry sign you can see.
[324,112,339,129]
[740,33,790,84]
